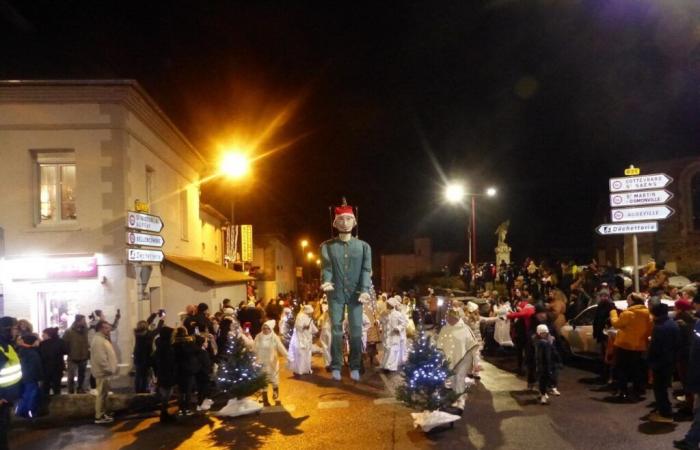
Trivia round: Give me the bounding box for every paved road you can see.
[9,353,691,449]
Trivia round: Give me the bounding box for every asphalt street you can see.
[8,353,691,449]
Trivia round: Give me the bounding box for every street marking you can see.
[317,400,350,409]
[373,397,399,405]
[261,405,296,414]
[379,372,396,396]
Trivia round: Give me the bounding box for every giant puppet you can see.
[320,200,372,381]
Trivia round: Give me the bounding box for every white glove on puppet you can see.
[321,282,334,292]
[358,292,371,304]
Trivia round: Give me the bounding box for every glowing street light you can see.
[445,183,466,203]
[486,187,497,197]
[306,251,315,261]
[316,259,321,266]
[220,151,251,179]
[300,239,309,249]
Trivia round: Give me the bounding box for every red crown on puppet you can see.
[334,197,355,217]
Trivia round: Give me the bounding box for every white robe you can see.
[287,313,318,374]
[381,309,408,371]
[361,312,370,351]
[494,304,514,347]
[437,321,480,395]
[254,332,288,386]
[319,312,332,367]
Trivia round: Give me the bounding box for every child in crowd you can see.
[534,324,561,405]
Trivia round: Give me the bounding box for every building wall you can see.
[200,210,224,264]
[620,157,700,276]
[0,82,221,367]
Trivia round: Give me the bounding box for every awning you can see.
[164,255,253,285]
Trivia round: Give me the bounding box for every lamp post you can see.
[445,183,497,264]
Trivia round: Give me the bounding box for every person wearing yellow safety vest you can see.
[0,316,21,450]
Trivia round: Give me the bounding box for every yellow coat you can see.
[610,304,652,352]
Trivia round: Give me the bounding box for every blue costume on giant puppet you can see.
[320,200,372,381]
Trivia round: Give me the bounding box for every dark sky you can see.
[3,0,700,263]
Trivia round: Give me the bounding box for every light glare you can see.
[445,183,465,203]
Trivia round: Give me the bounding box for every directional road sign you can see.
[611,205,674,222]
[609,173,673,192]
[126,211,164,233]
[127,248,164,263]
[127,231,165,248]
[596,221,659,235]
[609,189,673,207]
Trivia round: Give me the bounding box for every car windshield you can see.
[574,306,596,326]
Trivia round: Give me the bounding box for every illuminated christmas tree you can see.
[216,334,267,399]
[396,321,457,411]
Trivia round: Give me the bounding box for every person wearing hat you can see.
[254,320,288,406]
[287,305,317,376]
[62,314,90,393]
[0,317,21,449]
[380,296,408,372]
[320,200,372,381]
[534,324,561,405]
[647,302,680,423]
[437,308,479,411]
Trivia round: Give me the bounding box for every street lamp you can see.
[307,251,315,261]
[444,182,498,265]
[300,239,309,249]
[219,150,252,266]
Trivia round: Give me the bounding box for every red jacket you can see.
[507,303,535,332]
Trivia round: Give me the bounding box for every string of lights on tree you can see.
[216,333,267,399]
[396,313,457,411]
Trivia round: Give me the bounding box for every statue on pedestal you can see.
[494,220,512,265]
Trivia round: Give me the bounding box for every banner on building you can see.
[241,224,253,262]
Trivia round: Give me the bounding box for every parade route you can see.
[9,354,691,450]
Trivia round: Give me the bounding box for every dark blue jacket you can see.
[647,315,680,371]
[687,320,700,393]
[18,346,43,384]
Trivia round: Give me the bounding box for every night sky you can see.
[3,1,700,263]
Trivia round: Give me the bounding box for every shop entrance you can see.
[37,290,80,334]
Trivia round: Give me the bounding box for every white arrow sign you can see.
[609,189,673,207]
[596,221,658,235]
[126,211,164,233]
[127,248,164,263]
[611,205,674,222]
[126,231,164,248]
[609,173,673,192]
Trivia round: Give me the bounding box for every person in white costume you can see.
[318,303,333,370]
[381,296,408,372]
[254,320,288,406]
[438,308,480,410]
[287,305,318,375]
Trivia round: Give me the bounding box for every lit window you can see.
[36,151,76,224]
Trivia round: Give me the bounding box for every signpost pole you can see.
[632,233,639,292]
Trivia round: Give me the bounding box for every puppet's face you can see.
[333,214,356,233]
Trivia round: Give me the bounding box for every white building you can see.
[0,80,249,367]
[252,234,296,302]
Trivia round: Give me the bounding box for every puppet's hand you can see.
[321,282,334,292]
[358,293,371,304]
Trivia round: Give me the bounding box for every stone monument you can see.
[494,220,511,265]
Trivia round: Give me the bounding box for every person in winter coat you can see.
[363,302,382,367]
[184,303,213,336]
[133,312,164,393]
[173,327,200,416]
[646,302,680,423]
[288,305,317,376]
[193,335,213,412]
[609,293,652,401]
[39,327,67,396]
[381,297,408,372]
[90,321,118,424]
[254,320,288,405]
[675,294,700,450]
[0,317,22,450]
[592,288,615,385]
[62,314,90,393]
[676,298,698,416]
[153,327,176,423]
[534,324,561,405]
[547,289,568,332]
[508,295,535,375]
[15,334,42,418]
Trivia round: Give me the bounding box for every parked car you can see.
[559,299,676,360]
